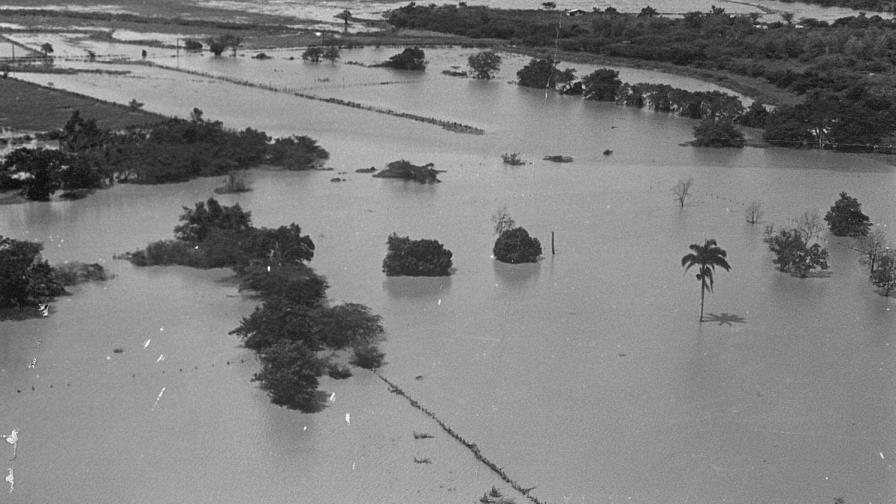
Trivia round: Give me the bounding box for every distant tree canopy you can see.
[692,118,746,147]
[493,227,542,264]
[380,47,427,70]
[825,192,871,236]
[385,4,896,153]
[322,46,341,63]
[302,46,324,62]
[183,38,203,51]
[206,34,241,57]
[467,51,502,79]
[516,57,575,89]
[382,234,453,276]
[0,236,65,309]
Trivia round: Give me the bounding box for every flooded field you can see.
[1,43,894,504]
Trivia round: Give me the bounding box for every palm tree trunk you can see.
[699,279,706,322]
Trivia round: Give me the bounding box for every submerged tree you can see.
[467,51,502,79]
[516,57,575,90]
[380,47,426,70]
[491,205,516,235]
[0,236,65,309]
[763,225,829,277]
[870,250,896,296]
[582,68,621,101]
[692,118,745,147]
[744,201,763,224]
[322,46,341,63]
[493,227,541,264]
[825,192,871,237]
[681,239,731,322]
[856,228,888,273]
[302,46,324,62]
[672,177,693,208]
[382,234,453,276]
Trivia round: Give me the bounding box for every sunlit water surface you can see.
[1,46,895,504]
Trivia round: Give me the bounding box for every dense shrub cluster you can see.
[493,227,542,264]
[127,198,384,412]
[382,234,453,276]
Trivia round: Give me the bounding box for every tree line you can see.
[0,109,329,201]
[389,4,896,152]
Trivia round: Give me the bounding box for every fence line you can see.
[374,371,548,504]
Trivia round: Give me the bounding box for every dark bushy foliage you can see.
[825,192,871,236]
[582,68,621,101]
[493,227,542,264]
[174,198,253,243]
[467,50,502,79]
[373,160,441,184]
[127,198,385,412]
[252,341,323,411]
[382,234,453,276]
[350,343,385,369]
[266,135,329,170]
[0,235,66,308]
[692,118,746,147]
[380,47,427,70]
[516,57,575,89]
[763,227,830,277]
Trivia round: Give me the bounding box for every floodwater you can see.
[2,45,895,504]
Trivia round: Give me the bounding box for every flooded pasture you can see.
[1,44,895,504]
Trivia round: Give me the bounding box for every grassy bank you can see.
[0,76,165,131]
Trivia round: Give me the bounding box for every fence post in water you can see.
[551,231,555,255]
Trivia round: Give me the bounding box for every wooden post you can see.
[551,231,555,255]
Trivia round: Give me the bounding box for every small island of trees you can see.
[491,208,541,264]
[125,198,385,411]
[382,234,453,276]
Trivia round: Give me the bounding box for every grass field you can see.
[0,76,165,131]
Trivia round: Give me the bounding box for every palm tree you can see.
[681,239,731,322]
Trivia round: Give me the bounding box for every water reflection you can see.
[492,259,540,286]
[382,275,451,300]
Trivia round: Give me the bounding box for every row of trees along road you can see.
[389,4,896,152]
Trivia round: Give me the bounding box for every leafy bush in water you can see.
[380,47,427,70]
[825,192,871,237]
[0,236,66,308]
[382,234,453,276]
[763,226,829,277]
[493,227,542,264]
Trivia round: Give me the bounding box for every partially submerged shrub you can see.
[382,233,453,276]
[493,227,541,264]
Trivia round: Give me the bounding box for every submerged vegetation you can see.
[125,198,384,412]
[382,233,453,276]
[0,235,105,310]
[0,109,328,200]
[373,160,442,183]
